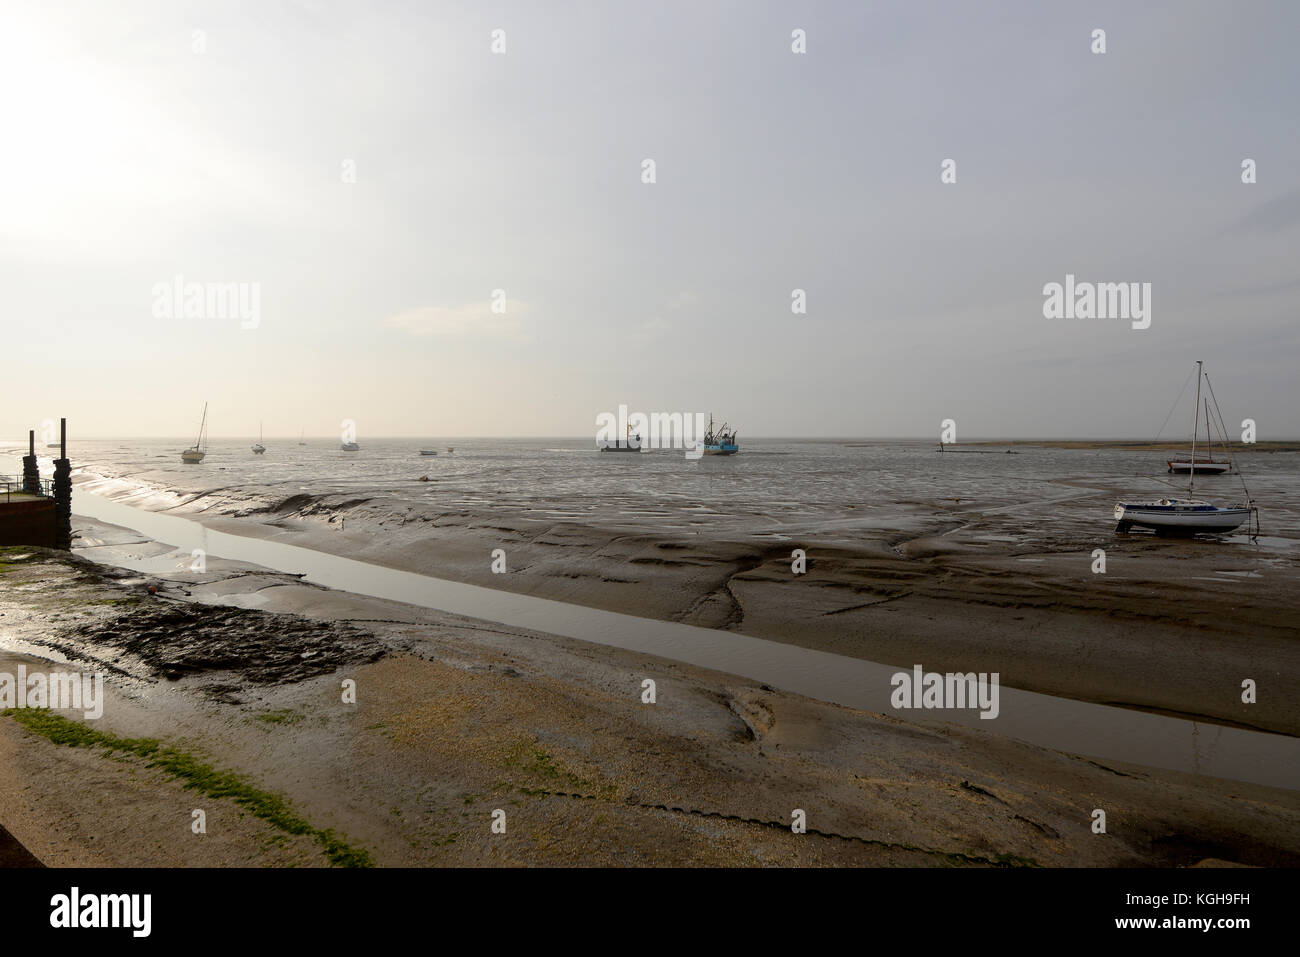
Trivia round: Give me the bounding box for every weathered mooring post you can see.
[21,430,40,494]
[53,418,71,550]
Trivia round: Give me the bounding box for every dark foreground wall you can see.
[0,499,57,548]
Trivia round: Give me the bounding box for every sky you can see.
[1,0,1297,440]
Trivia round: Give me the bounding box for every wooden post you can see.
[21,430,39,494]
[53,418,71,550]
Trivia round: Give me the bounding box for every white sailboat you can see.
[1115,362,1256,536]
[252,421,266,455]
[299,428,307,446]
[182,403,208,463]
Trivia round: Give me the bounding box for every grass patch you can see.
[254,709,304,727]
[4,708,372,867]
[503,741,610,796]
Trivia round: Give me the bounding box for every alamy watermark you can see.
[595,404,706,459]
[1043,274,1150,330]
[152,274,261,329]
[0,666,104,719]
[890,665,1000,719]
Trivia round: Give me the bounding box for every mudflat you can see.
[2,541,1299,867]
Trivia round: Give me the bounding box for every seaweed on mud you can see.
[54,600,385,687]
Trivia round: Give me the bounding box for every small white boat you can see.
[182,403,208,463]
[252,421,266,455]
[419,449,438,456]
[341,442,360,452]
[1115,499,1252,534]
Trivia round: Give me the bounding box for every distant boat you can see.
[182,403,208,463]
[1116,361,1255,536]
[1166,457,1230,475]
[446,447,454,454]
[1166,392,1231,473]
[599,425,642,452]
[298,428,307,446]
[252,421,266,455]
[702,415,739,455]
[45,443,61,449]
[341,442,360,452]
[419,449,438,456]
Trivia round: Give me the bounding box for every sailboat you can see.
[252,422,266,455]
[1115,362,1256,535]
[182,403,208,463]
[1166,396,1230,474]
[298,428,307,447]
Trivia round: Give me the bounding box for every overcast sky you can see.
[2,0,1297,439]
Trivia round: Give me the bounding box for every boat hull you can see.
[181,450,205,463]
[702,446,738,455]
[1115,500,1251,534]
[1167,461,1230,474]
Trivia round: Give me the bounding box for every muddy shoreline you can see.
[3,540,1300,867]
[66,465,1300,738]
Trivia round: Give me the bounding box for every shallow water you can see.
[6,437,1298,549]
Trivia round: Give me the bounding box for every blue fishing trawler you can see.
[702,415,739,455]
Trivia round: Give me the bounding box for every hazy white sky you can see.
[1,0,1297,439]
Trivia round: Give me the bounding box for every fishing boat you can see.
[1115,361,1255,536]
[252,422,266,455]
[599,425,643,452]
[182,403,208,463]
[702,415,739,455]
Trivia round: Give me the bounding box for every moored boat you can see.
[1114,500,1252,534]
[702,415,739,455]
[599,426,643,452]
[182,403,208,463]
[1116,361,1255,537]
[252,421,266,455]
[1166,456,1230,475]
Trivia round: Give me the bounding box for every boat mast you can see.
[196,402,208,450]
[1189,361,1202,493]
[1204,397,1213,462]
